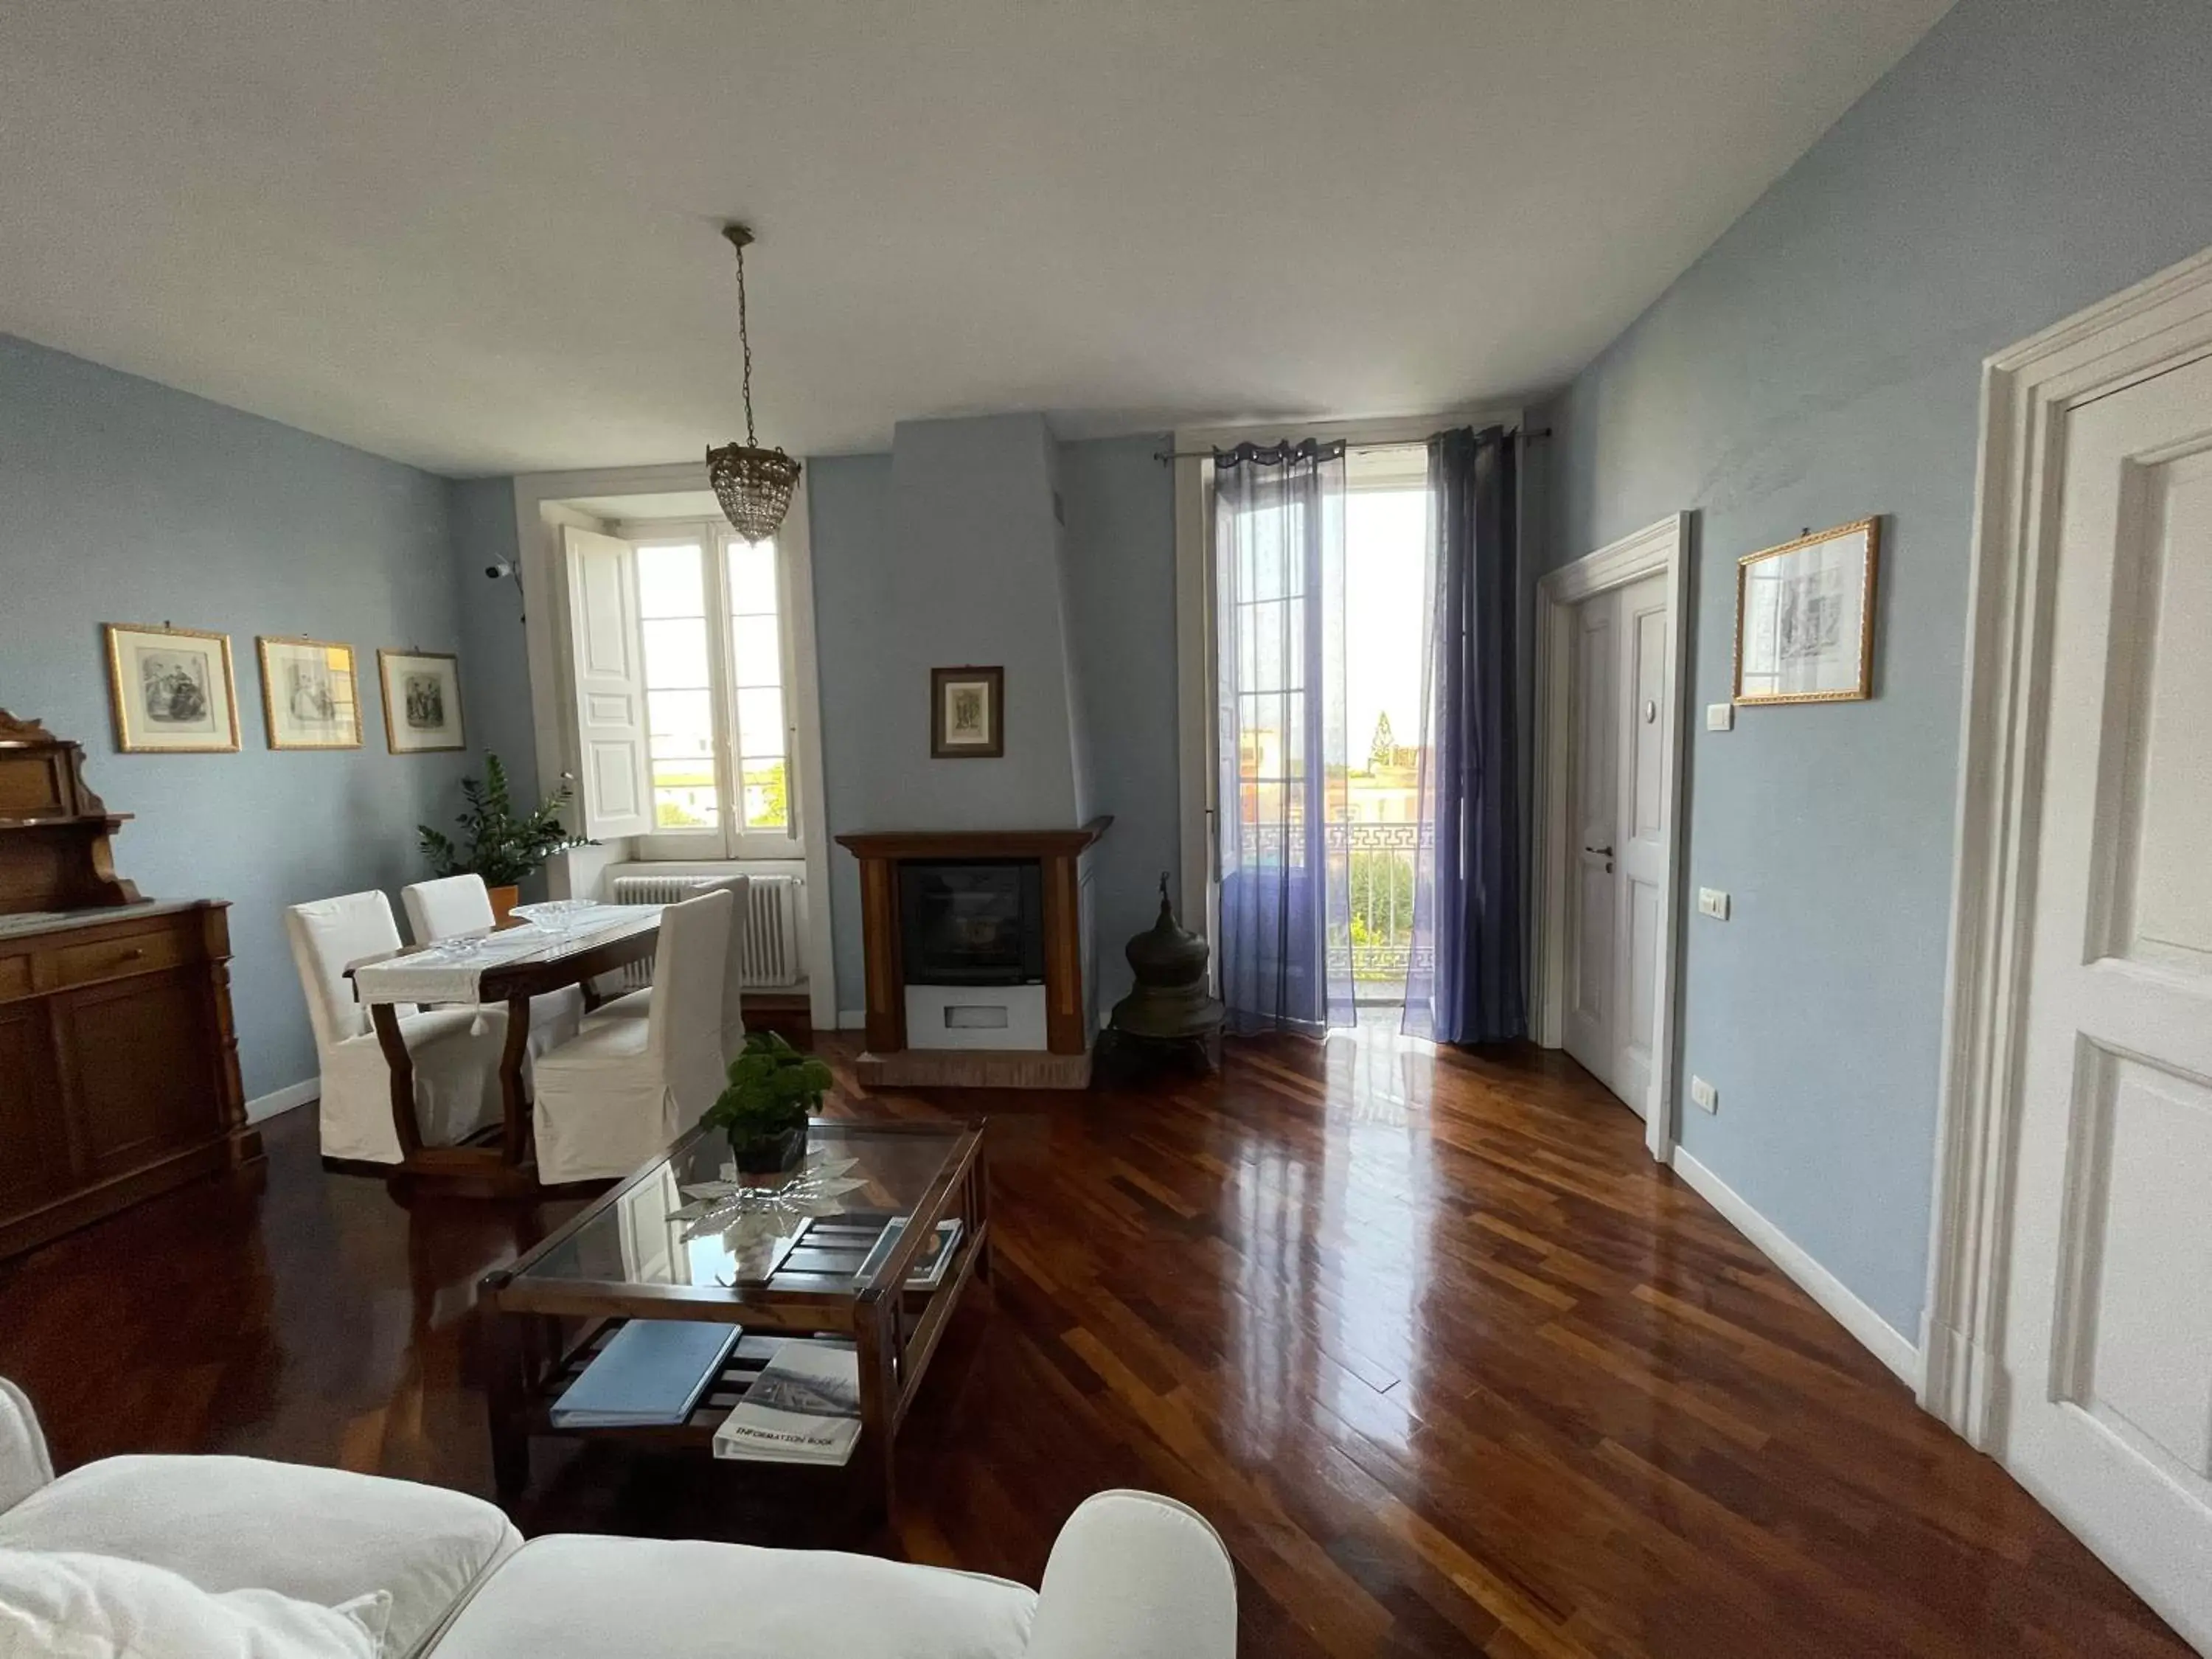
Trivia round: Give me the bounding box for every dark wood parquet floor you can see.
[0,1026,2188,1658]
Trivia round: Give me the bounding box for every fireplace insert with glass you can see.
[898,858,1046,987]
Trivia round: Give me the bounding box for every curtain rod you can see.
[1150,428,1551,465]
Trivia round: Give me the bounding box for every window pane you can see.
[636,543,705,618]
[741,758,788,830]
[727,540,779,615]
[735,688,785,758]
[641,618,709,689]
[651,759,719,830]
[647,688,714,756]
[730,616,782,688]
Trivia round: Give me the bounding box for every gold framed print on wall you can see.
[257,636,362,750]
[1733,517,1879,705]
[377,649,466,754]
[931,664,1005,758]
[102,622,240,753]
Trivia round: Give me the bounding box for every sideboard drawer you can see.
[0,954,29,1004]
[55,927,187,988]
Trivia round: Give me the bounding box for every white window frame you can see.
[619,515,802,860]
[508,462,837,1033]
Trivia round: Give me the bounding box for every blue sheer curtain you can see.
[1214,440,1352,1035]
[1404,426,1524,1044]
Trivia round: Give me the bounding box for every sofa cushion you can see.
[433,1534,1037,1659]
[0,1546,389,1658]
[0,1456,518,1659]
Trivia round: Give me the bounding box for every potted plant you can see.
[701,1032,834,1175]
[417,754,591,927]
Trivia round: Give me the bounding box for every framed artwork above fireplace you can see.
[931,665,1004,758]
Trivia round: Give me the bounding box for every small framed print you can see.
[103,623,240,753]
[378,649,465,754]
[257,637,361,750]
[1733,517,1879,705]
[931,665,1004,759]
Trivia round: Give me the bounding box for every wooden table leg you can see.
[855,1293,898,1518]
[498,995,532,1169]
[479,1273,532,1501]
[370,1002,424,1163]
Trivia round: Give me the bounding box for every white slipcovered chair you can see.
[285,891,510,1165]
[0,1375,1239,1658]
[400,874,585,1055]
[530,888,733,1183]
[597,874,751,1065]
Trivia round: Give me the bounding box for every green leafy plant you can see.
[417,754,591,888]
[702,1032,834,1150]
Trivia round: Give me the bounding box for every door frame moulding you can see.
[508,463,838,1033]
[1920,243,2212,1444]
[1530,512,1691,1164]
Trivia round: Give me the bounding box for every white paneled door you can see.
[2003,350,2212,1648]
[1562,573,1669,1117]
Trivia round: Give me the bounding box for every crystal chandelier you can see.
[706,223,801,543]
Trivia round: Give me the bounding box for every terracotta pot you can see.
[487,884,521,928]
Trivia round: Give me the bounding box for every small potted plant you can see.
[417,754,590,926]
[702,1032,834,1175]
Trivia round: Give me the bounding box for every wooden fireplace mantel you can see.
[834,818,1111,863]
[834,817,1111,1085]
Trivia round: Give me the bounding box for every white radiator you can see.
[607,873,805,991]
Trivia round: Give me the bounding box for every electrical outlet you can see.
[1697,888,1731,920]
[1690,1076,1719,1113]
[1706,702,1735,731]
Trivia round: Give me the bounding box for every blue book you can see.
[551,1319,741,1427]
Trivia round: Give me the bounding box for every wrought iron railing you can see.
[1336,821,1427,984]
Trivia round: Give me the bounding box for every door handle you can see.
[1585,844,1613,857]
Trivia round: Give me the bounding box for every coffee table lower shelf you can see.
[480,1217,991,1509]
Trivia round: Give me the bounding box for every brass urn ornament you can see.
[1107,874,1225,1068]
[706,223,801,544]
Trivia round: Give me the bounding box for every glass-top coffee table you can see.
[478,1116,989,1507]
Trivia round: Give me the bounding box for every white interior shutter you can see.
[562,524,653,838]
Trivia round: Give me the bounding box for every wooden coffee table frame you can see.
[477,1116,990,1510]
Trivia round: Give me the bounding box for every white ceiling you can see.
[0,0,1950,477]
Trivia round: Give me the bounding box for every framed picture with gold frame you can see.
[1733,517,1879,705]
[257,636,362,750]
[377,649,466,754]
[102,622,240,753]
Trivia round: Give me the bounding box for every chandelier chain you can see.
[733,235,757,448]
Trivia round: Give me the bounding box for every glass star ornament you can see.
[667,1152,869,1253]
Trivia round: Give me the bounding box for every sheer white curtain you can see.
[1212,440,1352,1034]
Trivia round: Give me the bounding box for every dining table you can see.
[348,902,664,1194]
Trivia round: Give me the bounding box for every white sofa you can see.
[0,1378,1234,1659]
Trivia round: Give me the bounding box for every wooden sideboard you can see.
[0,711,260,1259]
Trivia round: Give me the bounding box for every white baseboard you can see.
[246,1078,317,1124]
[838,1009,868,1031]
[1669,1146,1921,1391]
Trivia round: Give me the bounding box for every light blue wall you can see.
[1540,0,2212,1336]
[0,334,478,1100]
[448,478,539,810]
[808,431,1179,1015]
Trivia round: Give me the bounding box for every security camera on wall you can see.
[484,557,517,582]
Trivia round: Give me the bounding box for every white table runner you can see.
[352,903,661,1006]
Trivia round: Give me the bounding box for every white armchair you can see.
[0,1375,1237,1659]
[530,888,733,1183]
[401,873,585,1056]
[285,891,509,1165]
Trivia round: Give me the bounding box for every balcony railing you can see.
[1332,821,1429,987]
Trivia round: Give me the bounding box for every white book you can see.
[712,1340,863,1466]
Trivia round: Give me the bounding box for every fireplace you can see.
[899,860,1046,987]
[835,819,1110,1088]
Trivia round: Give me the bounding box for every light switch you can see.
[1697,888,1731,920]
[1706,703,1734,731]
[1690,1076,1719,1113]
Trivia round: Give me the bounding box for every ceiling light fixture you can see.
[706,223,801,543]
